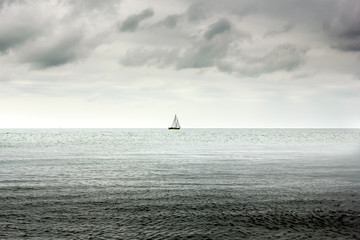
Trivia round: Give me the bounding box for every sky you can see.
[0,0,360,128]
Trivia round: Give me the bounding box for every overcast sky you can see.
[1,0,360,128]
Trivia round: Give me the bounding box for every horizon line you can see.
[1,127,359,129]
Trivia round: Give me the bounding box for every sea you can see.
[1,128,359,239]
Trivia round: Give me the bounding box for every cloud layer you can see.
[0,0,359,76]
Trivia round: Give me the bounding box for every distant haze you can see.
[0,0,359,128]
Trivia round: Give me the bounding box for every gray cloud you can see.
[119,8,154,32]
[120,19,303,77]
[69,0,121,11]
[326,0,360,51]
[0,0,117,68]
[120,41,307,77]
[177,39,229,69]
[0,2,47,53]
[0,0,22,9]
[230,44,307,76]
[263,24,293,38]
[160,14,181,29]
[120,47,178,67]
[0,0,5,9]
[0,24,42,53]
[19,31,85,69]
[204,19,231,40]
[65,0,122,17]
[120,17,237,70]
[183,0,339,35]
[190,0,356,52]
[186,3,206,22]
[119,28,233,70]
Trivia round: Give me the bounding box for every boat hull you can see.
[168,127,180,130]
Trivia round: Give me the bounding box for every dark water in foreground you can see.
[1,129,360,239]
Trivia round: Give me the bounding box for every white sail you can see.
[171,115,177,128]
[175,115,180,128]
[170,114,181,129]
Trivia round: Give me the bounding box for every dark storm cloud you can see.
[119,8,154,32]
[204,19,231,40]
[326,0,360,51]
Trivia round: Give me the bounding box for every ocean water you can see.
[0,128,359,239]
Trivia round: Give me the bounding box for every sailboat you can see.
[168,114,181,130]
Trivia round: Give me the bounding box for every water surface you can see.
[1,129,359,239]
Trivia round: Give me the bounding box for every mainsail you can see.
[169,114,181,129]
